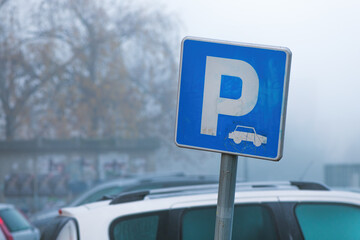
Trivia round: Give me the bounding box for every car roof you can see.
[59,181,360,240]
[0,203,13,210]
[61,181,360,220]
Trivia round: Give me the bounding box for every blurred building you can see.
[0,138,159,213]
[324,164,360,188]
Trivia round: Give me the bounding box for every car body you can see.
[31,174,218,233]
[228,125,267,147]
[0,203,40,240]
[0,224,6,240]
[41,181,360,240]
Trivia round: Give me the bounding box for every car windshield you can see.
[234,126,254,133]
[0,208,31,232]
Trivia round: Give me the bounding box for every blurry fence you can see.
[0,138,159,214]
[5,172,77,198]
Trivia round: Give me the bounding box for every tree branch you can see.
[0,0,9,10]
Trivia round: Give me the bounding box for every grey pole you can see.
[214,153,238,240]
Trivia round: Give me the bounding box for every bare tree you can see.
[0,0,180,140]
[0,0,8,9]
[0,1,75,139]
[34,0,179,139]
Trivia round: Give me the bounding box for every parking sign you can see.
[175,37,291,161]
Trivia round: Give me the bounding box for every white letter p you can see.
[200,56,259,136]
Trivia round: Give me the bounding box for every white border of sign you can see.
[174,36,292,161]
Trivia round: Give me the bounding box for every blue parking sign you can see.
[175,37,292,161]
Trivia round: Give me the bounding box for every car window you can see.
[0,208,31,232]
[110,212,167,240]
[234,126,254,133]
[182,204,278,240]
[295,203,360,240]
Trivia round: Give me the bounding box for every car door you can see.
[12,228,39,240]
[0,228,6,240]
[108,203,282,240]
[169,195,287,240]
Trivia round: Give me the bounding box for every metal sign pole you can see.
[214,153,238,240]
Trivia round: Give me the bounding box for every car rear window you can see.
[182,204,278,240]
[110,211,168,240]
[0,208,31,232]
[113,215,158,240]
[295,203,360,240]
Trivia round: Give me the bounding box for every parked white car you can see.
[41,181,360,240]
[0,203,40,240]
[228,125,267,146]
[32,174,218,235]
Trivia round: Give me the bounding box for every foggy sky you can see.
[154,0,360,182]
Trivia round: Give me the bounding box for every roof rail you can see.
[290,181,329,191]
[109,185,220,205]
[108,181,330,205]
[110,190,150,205]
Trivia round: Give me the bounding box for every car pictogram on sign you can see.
[228,125,267,147]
